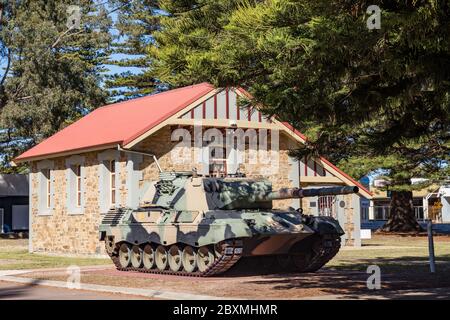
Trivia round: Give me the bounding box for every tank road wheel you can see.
[214,242,224,258]
[276,255,294,272]
[131,245,143,268]
[182,246,197,273]
[119,243,131,268]
[197,246,215,272]
[291,252,312,272]
[289,236,318,272]
[142,244,155,270]
[168,245,183,272]
[260,256,276,273]
[155,245,168,271]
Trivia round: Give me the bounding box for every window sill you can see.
[67,209,84,215]
[37,212,52,216]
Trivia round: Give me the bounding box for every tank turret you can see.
[203,178,358,210]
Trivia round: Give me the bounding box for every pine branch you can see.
[51,25,76,49]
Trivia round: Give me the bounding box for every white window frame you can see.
[75,165,82,207]
[37,160,54,215]
[43,168,51,209]
[98,150,120,213]
[66,155,85,215]
[109,159,116,206]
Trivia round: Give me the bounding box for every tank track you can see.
[301,233,341,272]
[107,239,243,277]
[228,233,342,275]
[106,233,340,277]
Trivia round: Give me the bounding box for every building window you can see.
[98,150,120,213]
[209,147,227,176]
[109,160,116,206]
[37,160,54,215]
[360,206,369,221]
[65,156,85,214]
[74,164,82,207]
[42,168,51,209]
[318,195,336,218]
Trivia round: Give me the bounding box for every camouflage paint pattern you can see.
[99,172,353,256]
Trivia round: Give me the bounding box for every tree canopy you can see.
[148,0,450,231]
[0,0,112,171]
[105,0,160,100]
[150,0,450,189]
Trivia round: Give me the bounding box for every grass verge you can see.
[0,239,109,270]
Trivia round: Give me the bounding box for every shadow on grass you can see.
[224,254,450,299]
[0,279,41,299]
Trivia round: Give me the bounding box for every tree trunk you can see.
[381,190,423,232]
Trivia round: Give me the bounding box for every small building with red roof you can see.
[15,83,371,255]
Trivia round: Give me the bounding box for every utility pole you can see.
[427,219,436,273]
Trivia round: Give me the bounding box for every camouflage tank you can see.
[99,171,358,276]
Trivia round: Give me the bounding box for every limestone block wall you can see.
[30,151,128,255]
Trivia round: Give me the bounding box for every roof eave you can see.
[13,142,122,164]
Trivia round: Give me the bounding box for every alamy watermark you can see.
[366,265,381,290]
[170,123,280,176]
[66,265,81,289]
[367,5,381,30]
[66,5,81,30]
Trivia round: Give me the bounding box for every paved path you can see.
[0,281,147,300]
[0,269,227,300]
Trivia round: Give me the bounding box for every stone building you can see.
[14,83,372,255]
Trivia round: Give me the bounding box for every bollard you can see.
[427,219,436,273]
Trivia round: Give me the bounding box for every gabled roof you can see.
[14,82,371,197]
[15,83,215,162]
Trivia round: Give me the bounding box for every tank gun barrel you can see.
[265,186,358,201]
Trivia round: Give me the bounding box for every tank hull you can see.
[99,207,344,276]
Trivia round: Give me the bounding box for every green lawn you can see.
[328,234,450,274]
[0,239,109,270]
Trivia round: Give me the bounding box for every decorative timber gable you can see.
[179,88,270,123]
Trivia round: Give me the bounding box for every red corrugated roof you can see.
[15,83,215,161]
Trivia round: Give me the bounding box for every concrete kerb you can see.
[0,273,230,300]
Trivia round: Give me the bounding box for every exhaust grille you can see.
[101,209,125,225]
